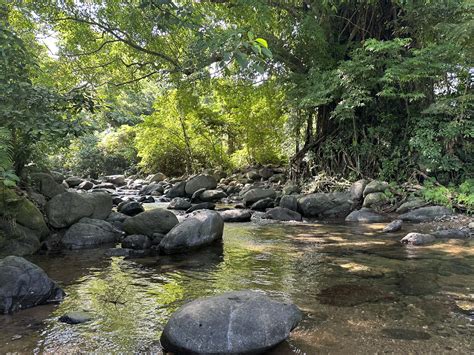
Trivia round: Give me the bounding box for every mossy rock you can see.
[0,186,49,239]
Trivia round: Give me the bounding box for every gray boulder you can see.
[0,222,41,257]
[140,183,164,196]
[399,206,453,222]
[243,188,276,206]
[298,192,353,218]
[160,290,302,354]
[168,197,192,210]
[279,195,298,211]
[250,198,274,211]
[259,167,274,179]
[350,179,368,201]
[118,201,144,216]
[264,207,302,221]
[363,192,389,208]
[30,172,66,199]
[185,175,218,195]
[59,311,92,324]
[186,202,216,213]
[159,210,224,254]
[65,176,84,188]
[395,198,426,214]
[199,189,227,202]
[146,173,166,183]
[0,256,64,313]
[383,219,403,233]
[166,181,187,198]
[77,181,94,190]
[45,192,94,228]
[123,209,179,236]
[62,218,122,249]
[219,209,252,222]
[345,208,385,223]
[363,180,389,197]
[104,175,126,186]
[400,232,436,246]
[82,192,113,220]
[121,234,151,250]
[432,228,470,239]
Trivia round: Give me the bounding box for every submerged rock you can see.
[381,328,431,340]
[123,209,178,236]
[345,208,385,223]
[219,209,252,222]
[400,232,436,246]
[160,291,302,354]
[399,206,453,222]
[121,234,151,250]
[59,311,92,324]
[383,219,403,233]
[317,284,394,307]
[0,256,64,313]
[159,210,224,254]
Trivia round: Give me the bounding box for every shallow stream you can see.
[1,216,473,353]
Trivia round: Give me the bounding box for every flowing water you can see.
[1,217,473,354]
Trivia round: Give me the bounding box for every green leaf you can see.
[255,38,268,48]
[235,52,249,68]
[261,47,273,59]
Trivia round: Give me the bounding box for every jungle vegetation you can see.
[0,1,472,190]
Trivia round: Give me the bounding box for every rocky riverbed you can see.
[0,168,472,353]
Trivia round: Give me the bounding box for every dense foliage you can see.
[1,1,472,188]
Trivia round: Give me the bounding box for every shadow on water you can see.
[0,221,473,353]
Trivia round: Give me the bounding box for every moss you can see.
[0,186,49,238]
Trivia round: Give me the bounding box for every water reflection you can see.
[0,221,473,353]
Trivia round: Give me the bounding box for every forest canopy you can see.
[0,0,472,184]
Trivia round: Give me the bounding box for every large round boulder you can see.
[62,218,122,249]
[118,201,144,216]
[45,192,94,228]
[0,256,64,313]
[104,175,126,186]
[161,291,302,354]
[159,210,224,254]
[123,209,179,236]
[82,192,113,220]
[185,175,218,195]
[298,192,353,218]
[243,188,276,206]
